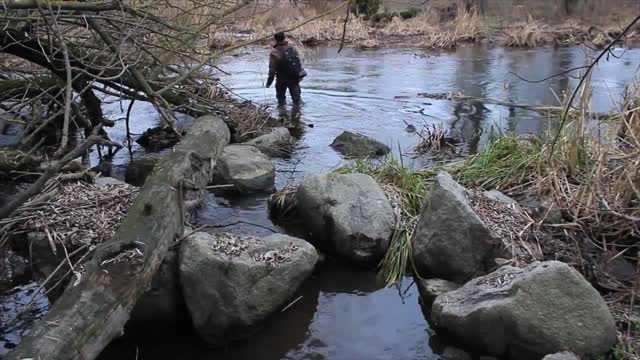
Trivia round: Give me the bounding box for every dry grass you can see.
[420,31,460,49]
[503,17,549,47]
[268,185,298,223]
[379,14,437,36]
[419,10,486,49]
[453,10,486,40]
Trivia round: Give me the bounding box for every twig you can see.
[281,295,303,312]
[337,0,351,53]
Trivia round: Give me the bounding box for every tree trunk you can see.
[5,115,230,360]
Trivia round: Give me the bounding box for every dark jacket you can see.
[267,41,301,86]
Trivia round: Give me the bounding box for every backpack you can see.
[278,46,306,80]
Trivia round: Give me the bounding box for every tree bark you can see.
[0,77,62,101]
[5,115,230,360]
[0,0,119,11]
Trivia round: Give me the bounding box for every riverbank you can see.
[260,60,640,358]
[2,41,640,359]
[215,0,640,50]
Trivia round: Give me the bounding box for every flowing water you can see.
[4,44,640,359]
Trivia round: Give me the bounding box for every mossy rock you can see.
[125,158,159,186]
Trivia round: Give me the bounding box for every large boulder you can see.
[125,157,159,186]
[296,173,396,266]
[431,261,617,360]
[213,145,275,193]
[329,131,390,158]
[245,127,293,157]
[179,232,317,346]
[412,172,504,282]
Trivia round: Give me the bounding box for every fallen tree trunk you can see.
[0,77,62,101]
[6,115,230,360]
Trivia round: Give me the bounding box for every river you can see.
[3,44,640,359]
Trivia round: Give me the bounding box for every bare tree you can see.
[0,0,260,219]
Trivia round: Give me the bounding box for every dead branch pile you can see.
[217,101,279,141]
[466,189,543,265]
[413,123,462,158]
[0,181,137,251]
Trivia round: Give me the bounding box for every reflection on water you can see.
[94,44,640,360]
[99,263,433,360]
[0,283,49,358]
[217,45,639,179]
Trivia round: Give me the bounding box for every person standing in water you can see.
[266,32,306,105]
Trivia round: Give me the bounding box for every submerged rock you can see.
[329,131,390,158]
[179,232,317,346]
[296,173,396,266]
[441,347,472,360]
[136,126,184,151]
[412,172,505,282]
[431,261,617,360]
[245,127,293,157]
[415,278,460,307]
[125,158,159,186]
[25,232,66,301]
[213,145,275,193]
[130,248,187,327]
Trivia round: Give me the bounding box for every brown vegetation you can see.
[225,0,639,49]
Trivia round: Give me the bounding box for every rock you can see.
[415,278,460,307]
[91,159,112,177]
[484,189,525,214]
[179,232,317,346]
[125,158,159,186]
[329,131,390,158]
[245,127,293,157]
[412,172,504,282]
[213,145,275,193]
[136,126,183,151]
[0,249,28,291]
[95,177,127,187]
[296,173,396,266]
[542,352,580,360]
[441,346,472,360]
[130,248,187,326]
[519,194,563,224]
[431,261,617,360]
[26,232,66,301]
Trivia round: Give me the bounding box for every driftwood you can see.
[6,115,230,360]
